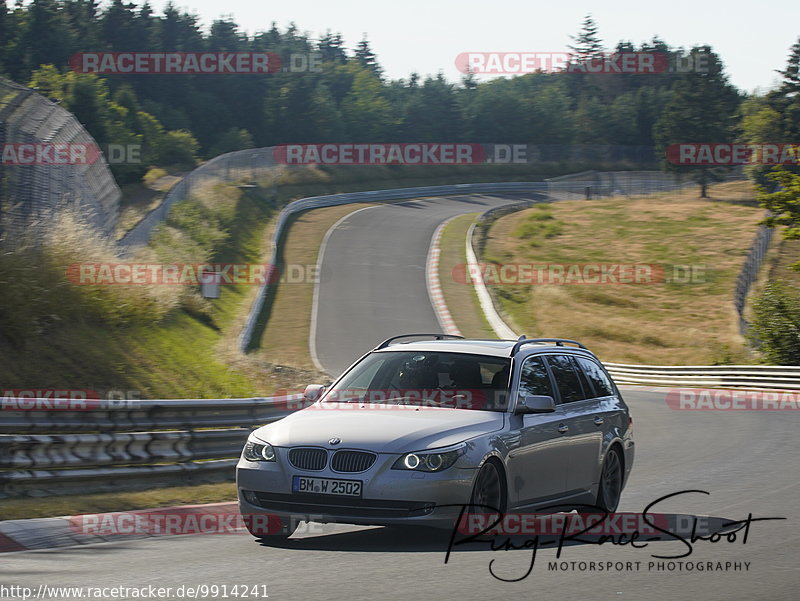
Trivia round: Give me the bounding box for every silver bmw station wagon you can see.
[237,334,634,538]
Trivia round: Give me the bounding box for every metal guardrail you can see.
[0,396,302,497]
[604,363,800,389]
[2,360,798,498]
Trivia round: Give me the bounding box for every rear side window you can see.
[576,357,615,398]
[518,356,555,398]
[545,355,589,403]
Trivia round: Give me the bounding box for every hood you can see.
[253,404,505,453]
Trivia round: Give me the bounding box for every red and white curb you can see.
[0,501,240,553]
[426,217,462,336]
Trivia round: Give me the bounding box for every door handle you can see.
[557,423,569,434]
[593,416,605,426]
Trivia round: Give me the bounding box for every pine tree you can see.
[568,14,604,63]
[401,74,462,141]
[308,81,346,142]
[208,18,243,51]
[340,69,393,141]
[354,35,382,78]
[101,0,137,51]
[132,2,156,50]
[0,0,7,73]
[318,30,347,64]
[778,37,800,96]
[653,46,741,197]
[22,0,77,75]
[461,67,477,91]
[63,0,101,52]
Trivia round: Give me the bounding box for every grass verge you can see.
[482,181,763,364]
[0,483,237,521]
[0,184,310,398]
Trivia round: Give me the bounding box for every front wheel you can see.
[469,461,505,514]
[595,447,623,513]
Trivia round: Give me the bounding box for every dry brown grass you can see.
[483,181,763,364]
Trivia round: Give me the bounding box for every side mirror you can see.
[515,395,556,415]
[304,384,326,402]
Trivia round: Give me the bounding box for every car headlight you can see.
[392,446,465,472]
[243,439,276,462]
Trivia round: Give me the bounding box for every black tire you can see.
[469,460,505,514]
[595,446,623,513]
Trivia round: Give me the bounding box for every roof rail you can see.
[511,338,587,355]
[375,333,465,349]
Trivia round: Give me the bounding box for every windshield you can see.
[322,351,511,411]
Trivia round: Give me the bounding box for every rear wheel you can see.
[595,447,623,512]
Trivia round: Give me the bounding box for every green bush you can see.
[748,281,800,364]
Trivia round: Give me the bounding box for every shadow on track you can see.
[255,513,740,553]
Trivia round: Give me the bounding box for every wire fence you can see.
[0,77,120,242]
[543,168,750,200]
[734,222,774,335]
[118,148,277,250]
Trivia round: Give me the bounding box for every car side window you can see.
[545,355,589,403]
[518,356,555,399]
[576,357,615,398]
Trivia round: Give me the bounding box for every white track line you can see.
[309,205,380,375]
[425,217,462,336]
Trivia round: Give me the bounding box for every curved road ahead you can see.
[2,194,798,601]
[312,193,537,375]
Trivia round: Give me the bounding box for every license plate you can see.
[292,476,362,497]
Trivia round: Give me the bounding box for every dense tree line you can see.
[0,1,773,185]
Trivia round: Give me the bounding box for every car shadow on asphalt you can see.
[256,513,740,553]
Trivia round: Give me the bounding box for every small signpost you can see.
[200,266,221,299]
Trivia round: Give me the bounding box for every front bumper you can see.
[236,451,477,529]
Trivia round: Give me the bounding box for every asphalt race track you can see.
[312,194,536,375]
[2,195,798,601]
